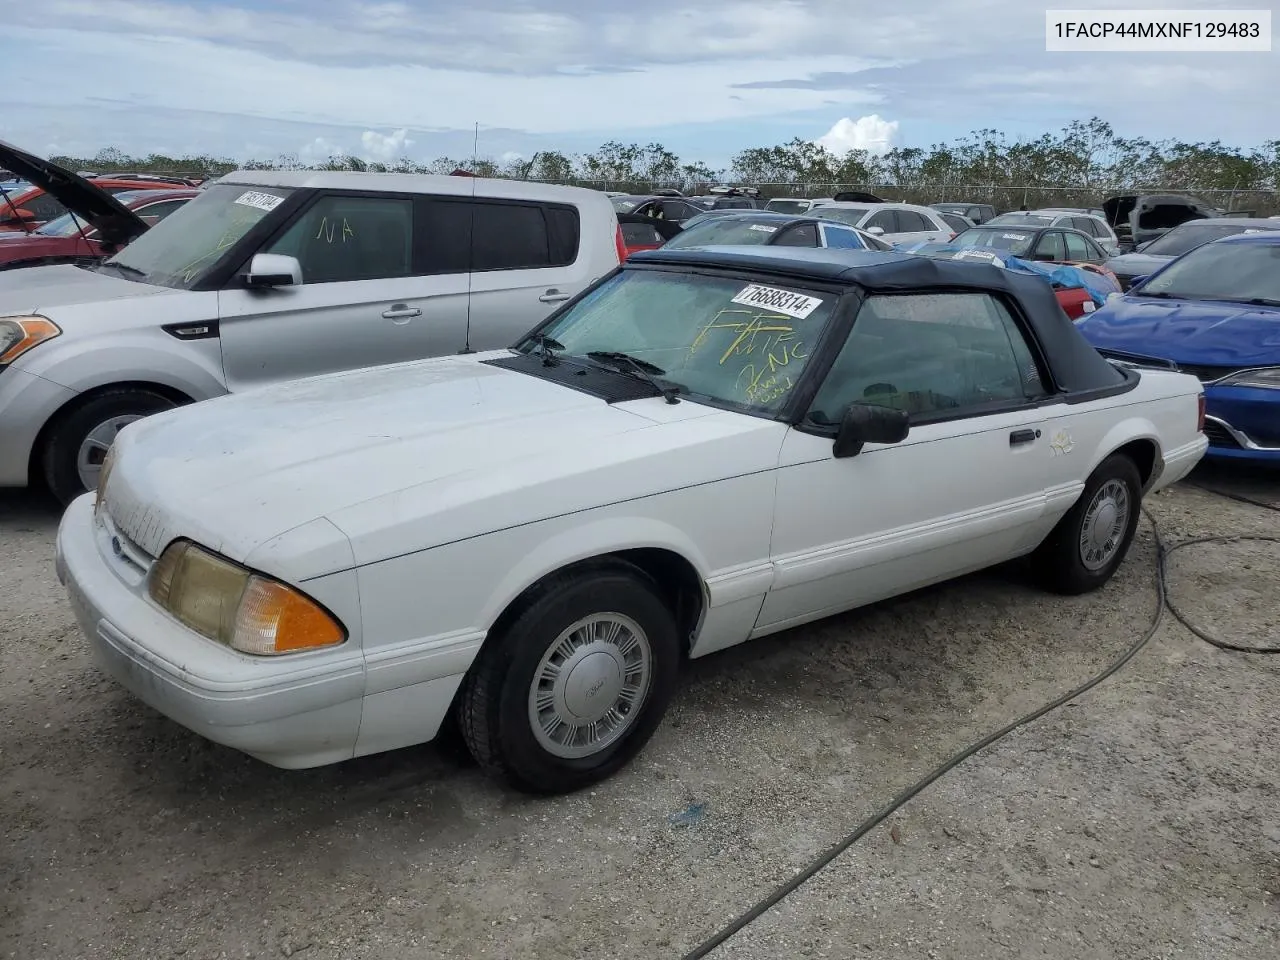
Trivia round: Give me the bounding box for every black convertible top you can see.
[626,245,1128,396]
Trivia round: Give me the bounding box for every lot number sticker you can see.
[1002,233,1029,240]
[748,224,778,233]
[954,248,1005,266]
[234,191,285,212]
[731,283,824,319]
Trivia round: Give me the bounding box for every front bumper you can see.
[55,493,366,768]
[0,366,76,488]
[1203,386,1280,463]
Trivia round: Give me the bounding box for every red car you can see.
[0,187,196,270]
[0,177,183,232]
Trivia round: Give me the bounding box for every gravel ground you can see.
[1,462,1277,960]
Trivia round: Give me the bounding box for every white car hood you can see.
[0,263,176,316]
[104,355,777,574]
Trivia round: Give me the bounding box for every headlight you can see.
[95,445,116,515]
[148,540,346,655]
[1216,366,1280,390]
[0,316,61,366]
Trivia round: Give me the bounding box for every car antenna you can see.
[458,121,480,355]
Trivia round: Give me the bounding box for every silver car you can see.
[0,142,623,503]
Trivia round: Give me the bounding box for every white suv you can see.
[0,148,623,503]
[809,202,953,244]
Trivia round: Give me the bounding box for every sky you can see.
[1,0,1276,170]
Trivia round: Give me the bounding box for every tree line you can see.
[48,118,1280,213]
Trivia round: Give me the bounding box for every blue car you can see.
[1076,232,1280,463]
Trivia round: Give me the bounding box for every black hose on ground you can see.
[680,487,1279,959]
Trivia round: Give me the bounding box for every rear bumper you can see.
[0,366,76,487]
[1150,435,1209,492]
[55,493,365,768]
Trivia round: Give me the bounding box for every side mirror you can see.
[866,225,885,235]
[1034,251,1057,262]
[243,252,302,288]
[833,403,910,459]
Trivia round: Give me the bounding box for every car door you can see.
[217,191,460,391]
[863,208,897,242]
[1063,231,1102,264]
[758,290,1054,632]
[1032,230,1067,263]
[462,196,590,352]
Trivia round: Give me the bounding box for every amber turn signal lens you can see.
[235,576,346,654]
[0,316,61,365]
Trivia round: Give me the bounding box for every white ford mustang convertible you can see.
[56,245,1208,793]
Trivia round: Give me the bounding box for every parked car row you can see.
[6,139,1270,799]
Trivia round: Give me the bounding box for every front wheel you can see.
[458,563,681,794]
[41,388,177,505]
[1033,453,1143,595]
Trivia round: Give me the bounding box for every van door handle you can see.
[382,304,421,321]
[538,289,571,303]
[1009,429,1038,446]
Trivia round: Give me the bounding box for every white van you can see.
[0,143,624,502]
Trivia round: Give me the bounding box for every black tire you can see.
[1033,453,1143,595]
[458,562,681,794]
[41,388,177,505]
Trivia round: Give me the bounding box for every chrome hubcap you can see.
[528,613,652,759]
[1079,478,1130,571]
[77,415,145,492]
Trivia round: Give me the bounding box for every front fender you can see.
[479,514,712,630]
[17,332,226,403]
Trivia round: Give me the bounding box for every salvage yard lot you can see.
[2,466,1278,960]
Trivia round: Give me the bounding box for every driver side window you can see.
[265,194,414,284]
[806,293,1046,424]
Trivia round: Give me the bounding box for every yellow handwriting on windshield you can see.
[690,308,809,406]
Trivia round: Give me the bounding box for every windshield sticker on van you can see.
[748,224,778,233]
[234,191,285,212]
[730,283,823,319]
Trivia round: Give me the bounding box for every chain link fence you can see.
[525,179,1279,215]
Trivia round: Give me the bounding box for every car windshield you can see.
[989,214,1052,227]
[100,183,291,288]
[516,269,840,415]
[663,217,790,248]
[32,210,89,238]
[1136,240,1280,303]
[765,199,810,214]
[811,207,869,226]
[951,228,1035,257]
[1142,222,1280,257]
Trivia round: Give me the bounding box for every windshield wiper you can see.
[97,260,147,280]
[528,333,564,366]
[585,351,682,404]
[1131,290,1176,299]
[1230,297,1280,308]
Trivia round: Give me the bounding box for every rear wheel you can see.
[457,563,680,794]
[41,388,177,505]
[1033,453,1143,595]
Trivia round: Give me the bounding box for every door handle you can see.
[538,289,571,303]
[382,304,421,321]
[1009,429,1039,446]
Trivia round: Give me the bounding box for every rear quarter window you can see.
[424,198,580,272]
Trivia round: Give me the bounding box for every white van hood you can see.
[102,354,774,576]
[0,263,178,316]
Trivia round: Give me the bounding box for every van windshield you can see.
[99,184,292,289]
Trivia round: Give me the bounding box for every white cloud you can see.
[500,151,524,164]
[298,136,345,164]
[815,115,899,156]
[360,128,413,161]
